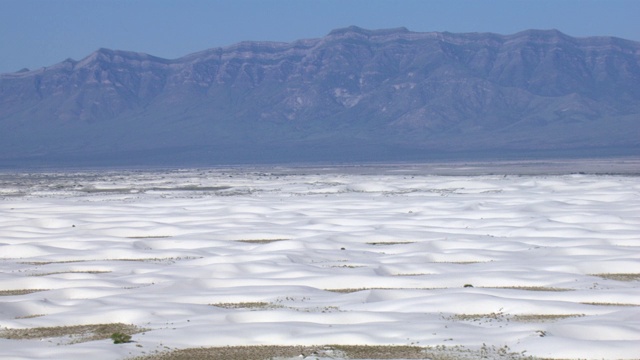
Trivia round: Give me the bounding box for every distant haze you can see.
[0,27,639,167]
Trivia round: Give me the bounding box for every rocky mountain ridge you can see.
[1,26,639,166]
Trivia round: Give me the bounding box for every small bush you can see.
[111,332,131,344]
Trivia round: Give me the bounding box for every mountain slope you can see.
[1,26,639,166]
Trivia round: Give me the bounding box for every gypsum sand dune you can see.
[1,168,639,360]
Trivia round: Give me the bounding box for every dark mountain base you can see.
[1,144,637,171]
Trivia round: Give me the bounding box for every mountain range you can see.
[1,26,639,167]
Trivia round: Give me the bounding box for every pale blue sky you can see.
[1,0,639,74]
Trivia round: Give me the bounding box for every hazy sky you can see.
[1,0,639,74]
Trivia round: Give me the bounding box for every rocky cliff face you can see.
[1,26,639,165]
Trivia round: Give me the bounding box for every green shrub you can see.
[110,332,131,344]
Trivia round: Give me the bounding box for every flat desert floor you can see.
[1,161,639,359]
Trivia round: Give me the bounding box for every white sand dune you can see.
[1,163,639,359]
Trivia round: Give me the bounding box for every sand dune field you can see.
[1,163,639,359]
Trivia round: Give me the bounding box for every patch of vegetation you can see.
[234,239,289,244]
[592,273,640,281]
[449,313,506,321]
[14,314,45,319]
[332,345,432,358]
[126,236,173,239]
[329,264,365,268]
[0,289,48,296]
[209,302,282,310]
[367,241,416,245]
[484,286,573,292]
[393,273,430,276]
[20,257,201,265]
[29,270,111,277]
[128,344,536,360]
[20,260,88,265]
[448,313,584,323]
[581,302,639,307]
[111,331,132,344]
[128,345,314,360]
[0,323,145,344]
[110,257,202,263]
[324,288,378,293]
[512,314,585,322]
[292,305,340,313]
[442,261,486,264]
[324,287,437,293]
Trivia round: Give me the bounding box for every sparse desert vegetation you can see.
[0,323,145,344]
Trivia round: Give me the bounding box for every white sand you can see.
[1,165,639,359]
